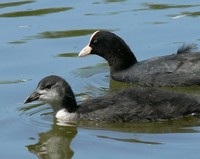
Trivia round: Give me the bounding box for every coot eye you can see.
[45,84,52,89]
[93,39,98,44]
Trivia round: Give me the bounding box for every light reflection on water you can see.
[1,0,200,159]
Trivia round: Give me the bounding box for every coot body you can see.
[79,31,200,87]
[24,75,200,122]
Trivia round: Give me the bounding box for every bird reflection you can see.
[27,119,77,159]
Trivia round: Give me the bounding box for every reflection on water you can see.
[141,3,199,10]
[8,40,26,44]
[162,86,200,96]
[0,78,30,84]
[0,7,73,17]
[11,29,106,44]
[27,121,77,159]
[19,102,51,116]
[34,29,99,39]
[0,0,34,9]
[85,9,132,16]
[21,92,200,159]
[103,0,126,3]
[79,116,200,134]
[144,21,168,25]
[69,62,109,97]
[180,11,200,17]
[109,79,136,92]
[97,135,161,145]
[1,0,200,158]
[138,3,200,19]
[23,102,200,159]
[56,52,78,58]
[72,63,108,78]
[169,11,200,19]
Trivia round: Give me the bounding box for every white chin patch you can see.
[56,109,78,121]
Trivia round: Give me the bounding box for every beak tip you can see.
[78,49,86,57]
[24,97,30,104]
[24,91,40,104]
[78,53,82,57]
[78,45,92,57]
[78,52,86,57]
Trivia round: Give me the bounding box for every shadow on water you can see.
[27,120,77,159]
[0,0,34,9]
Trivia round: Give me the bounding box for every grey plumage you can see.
[24,75,200,122]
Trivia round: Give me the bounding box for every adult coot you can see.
[24,75,200,122]
[78,30,200,87]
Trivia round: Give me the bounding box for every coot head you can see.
[24,75,77,113]
[79,30,137,72]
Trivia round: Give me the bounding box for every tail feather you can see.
[177,43,198,54]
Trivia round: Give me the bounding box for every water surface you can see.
[1,0,200,159]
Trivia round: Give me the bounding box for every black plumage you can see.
[79,31,200,87]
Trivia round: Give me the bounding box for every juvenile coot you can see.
[24,75,200,122]
[78,30,200,87]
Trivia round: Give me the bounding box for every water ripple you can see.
[97,135,161,145]
[56,52,78,58]
[0,0,34,9]
[0,7,73,17]
[33,29,98,39]
[169,11,200,18]
[0,79,31,84]
[139,3,200,11]
[9,29,117,44]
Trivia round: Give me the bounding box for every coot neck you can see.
[61,95,78,113]
[107,49,137,73]
[49,92,78,113]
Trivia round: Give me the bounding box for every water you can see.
[1,0,200,158]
